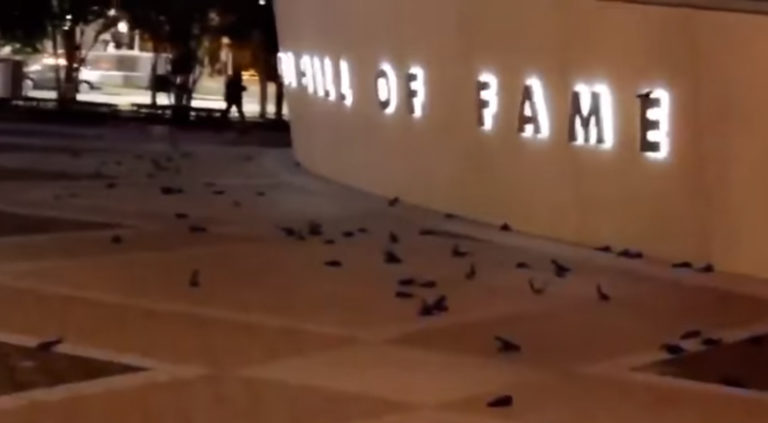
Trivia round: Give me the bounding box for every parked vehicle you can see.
[22,57,100,95]
[22,52,172,95]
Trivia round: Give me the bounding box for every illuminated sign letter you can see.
[277,52,287,82]
[312,56,325,98]
[323,56,336,101]
[569,83,614,149]
[277,52,297,88]
[299,55,314,94]
[638,89,670,160]
[518,77,550,140]
[477,73,499,132]
[406,66,425,118]
[376,63,397,114]
[339,59,353,107]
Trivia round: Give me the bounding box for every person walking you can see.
[222,70,247,122]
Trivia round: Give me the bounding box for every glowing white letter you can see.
[312,56,325,99]
[639,88,670,160]
[518,77,550,140]
[406,66,426,119]
[323,56,336,101]
[569,83,614,149]
[477,72,499,132]
[299,55,314,94]
[376,62,398,115]
[339,59,353,107]
[278,52,298,88]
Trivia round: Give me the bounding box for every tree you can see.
[1,0,279,113]
[53,0,116,102]
[0,0,117,103]
[0,0,53,52]
[124,0,281,118]
[123,0,218,114]
[121,4,170,106]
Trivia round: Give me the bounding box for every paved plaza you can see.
[0,123,762,422]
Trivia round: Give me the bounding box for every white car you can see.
[23,59,101,95]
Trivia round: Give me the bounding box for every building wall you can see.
[274,0,768,278]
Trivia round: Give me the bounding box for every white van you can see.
[84,51,171,89]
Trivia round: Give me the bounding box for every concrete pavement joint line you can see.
[0,204,125,232]
[344,410,510,423]
[577,320,768,401]
[0,331,207,377]
[0,229,127,250]
[0,372,183,411]
[238,343,524,406]
[0,240,258,271]
[0,278,369,341]
[367,302,558,342]
[583,318,768,375]
[581,364,768,402]
[0,190,282,230]
[0,331,208,411]
[0,229,181,247]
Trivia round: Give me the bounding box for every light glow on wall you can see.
[478,72,499,132]
[323,56,337,101]
[571,83,614,149]
[313,56,326,99]
[339,59,354,107]
[520,76,550,140]
[407,66,426,119]
[642,88,671,160]
[376,62,398,115]
[299,55,314,94]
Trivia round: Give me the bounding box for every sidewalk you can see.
[26,81,288,119]
[0,124,762,422]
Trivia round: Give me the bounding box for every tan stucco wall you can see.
[274,0,768,278]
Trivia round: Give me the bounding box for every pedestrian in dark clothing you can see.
[223,71,247,122]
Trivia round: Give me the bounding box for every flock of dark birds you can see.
[272,194,750,407]
[27,152,756,406]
